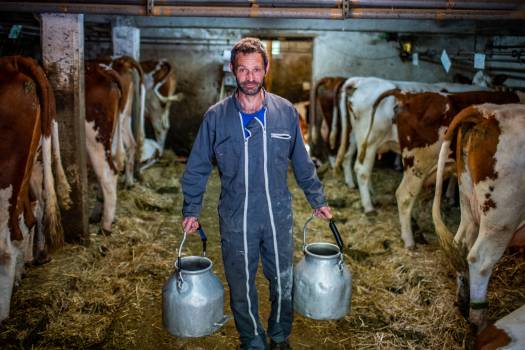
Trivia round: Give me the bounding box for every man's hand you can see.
[313,206,332,220]
[182,216,199,234]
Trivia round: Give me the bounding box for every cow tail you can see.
[333,80,350,171]
[15,56,65,249]
[127,57,146,175]
[358,88,400,164]
[432,106,482,273]
[51,120,71,210]
[101,65,126,171]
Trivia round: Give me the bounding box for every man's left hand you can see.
[313,206,332,220]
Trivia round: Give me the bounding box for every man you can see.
[181,37,332,350]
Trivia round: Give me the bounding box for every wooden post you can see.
[41,13,89,245]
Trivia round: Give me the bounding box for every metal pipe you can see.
[349,0,523,10]
[153,0,343,6]
[0,2,522,20]
[0,3,343,19]
[348,8,517,20]
[0,0,343,7]
[152,6,343,18]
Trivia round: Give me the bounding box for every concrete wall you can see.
[138,29,524,155]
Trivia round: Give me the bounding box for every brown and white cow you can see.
[96,56,146,186]
[0,56,70,322]
[84,61,126,234]
[433,103,525,330]
[293,100,310,152]
[475,304,525,350]
[140,59,183,169]
[310,77,349,171]
[338,76,490,214]
[372,89,521,249]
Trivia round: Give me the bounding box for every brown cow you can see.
[96,56,145,186]
[0,56,70,322]
[293,100,310,149]
[140,59,183,169]
[84,61,126,234]
[433,103,525,330]
[372,89,521,249]
[310,77,349,172]
[474,304,525,350]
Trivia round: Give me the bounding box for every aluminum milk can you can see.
[294,215,352,320]
[163,226,229,337]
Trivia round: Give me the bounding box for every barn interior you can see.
[0,1,525,349]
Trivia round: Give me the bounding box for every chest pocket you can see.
[214,137,239,177]
[270,130,291,164]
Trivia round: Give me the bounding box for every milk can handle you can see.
[177,225,208,269]
[302,214,315,250]
[302,214,345,253]
[329,219,344,253]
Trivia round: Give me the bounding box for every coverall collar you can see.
[232,88,269,113]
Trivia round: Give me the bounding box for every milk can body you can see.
[293,216,352,320]
[294,242,352,320]
[162,228,228,337]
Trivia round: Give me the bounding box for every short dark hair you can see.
[230,37,269,71]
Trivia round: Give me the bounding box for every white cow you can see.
[433,103,525,330]
[338,76,489,214]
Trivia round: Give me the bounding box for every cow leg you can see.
[393,153,402,171]
[29,160,50,265]
[445,175,457,205]
[122,115,136,188]
[343,133,357,188]
[467,227,514,331]
[89,185,104,224]
[0,186,18,323]
[354,144,377,213]
[86,121,118,233]
[396,170,425,249]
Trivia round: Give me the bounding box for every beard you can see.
[236,77,264,96]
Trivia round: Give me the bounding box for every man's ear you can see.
[229,62,234,73]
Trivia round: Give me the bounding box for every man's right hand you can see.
[182,216,199,234]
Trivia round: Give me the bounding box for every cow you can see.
[338,76,490,214]
[140,59,183,170]
[293,100,310,152]
[0,55,70,322]
[84,61,126,235]
[432,103,525,330]
[371,89,521,249]
[310,77,349,172]
[96,56,146,186]
[475,304,525,350]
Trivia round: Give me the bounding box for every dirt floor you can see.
[0,151,524,349]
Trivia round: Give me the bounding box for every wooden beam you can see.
[41,13,89,245]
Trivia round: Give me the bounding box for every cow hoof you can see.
[98,227,112,236]
[405,244,416,251]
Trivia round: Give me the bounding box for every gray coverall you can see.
[181,90,326,349]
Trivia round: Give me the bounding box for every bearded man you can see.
[181,37,331,350]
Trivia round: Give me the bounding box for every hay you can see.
[0,152,523,349]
